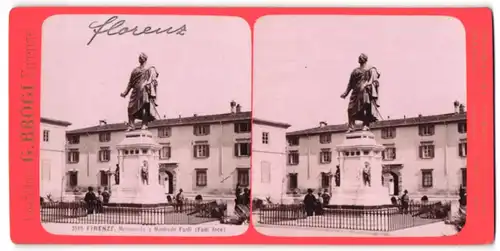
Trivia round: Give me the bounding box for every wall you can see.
[286,121,467,197]
[40,122,67,198]
[252,123,288,201]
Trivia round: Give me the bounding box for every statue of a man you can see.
[340,53,381,132]
[362,161,371,187]
[120,53,160,131]
[114,164,120,185]
[141,160,149,185]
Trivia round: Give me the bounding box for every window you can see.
[68,171,78,187]
[382,145,397,161]
[99,170,109,187]
[67,135,80,144]
[193,143,210,158]
[381,127,396,139]
[160,145,171,159]
[319,133,331,144]
[261,161,271,183]
[289,173,298,190]
[262,132,269,144]
[419,142,435,159]
[99,132,111,142]
[193,124,210,136]
[458,122,467,134]
[418,125,435,136]
[319,149,332,164]
[43,130,50,142]
[98,147,111,162]
[67,149,80,164]
[234,142,251,157]
[461,168,467,187]
[459,141,467,157]
[237,169,250,187]
[234,122,251,133]
[321,172,330,188]
[287,136,299,146]
[158,127,171,138]
[288,151,299,165]
[421,169,433,188]
[195,169,207,187]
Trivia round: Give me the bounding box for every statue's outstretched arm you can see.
[122,72,135,96]
[342,72,355,97]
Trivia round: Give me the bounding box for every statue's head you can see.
[139,52,148,64]
[358,53,368,65]
[364,161,370,167]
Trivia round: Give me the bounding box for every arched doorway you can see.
[163,171,174,194]
[382,171,400,196]
[389,172,400,196]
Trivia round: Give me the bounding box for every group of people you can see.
[83,186,111,214]
[303,188,331,217]
[235,184,251,208]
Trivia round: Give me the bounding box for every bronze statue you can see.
[120,53,160,131]
[340,53,381,132]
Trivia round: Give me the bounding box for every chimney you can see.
[387,116,390,119]
[453,100,460,113]
[163,115,166,119]
[403,115,406,119]
[230,100,237,113]
[99,120,107,126]
[319,121,327,127]
[418,114,422,117]
[459,104,465,113]
[236,104,241,113]
[193,114,198,117]
[178,114,182,119]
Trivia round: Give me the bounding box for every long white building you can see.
[64,102,290,197]
[285,103,467,198]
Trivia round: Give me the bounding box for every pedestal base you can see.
[110,184,166,204]
[333,186,391,206]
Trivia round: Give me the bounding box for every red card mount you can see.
[9,7,494,244]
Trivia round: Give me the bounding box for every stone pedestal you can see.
[333,130,390,206]
[110,130,165,204]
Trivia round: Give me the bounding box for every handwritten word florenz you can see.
[87,16,187,46]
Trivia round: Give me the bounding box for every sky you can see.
[253,15,467,131]
[41,15,251,129]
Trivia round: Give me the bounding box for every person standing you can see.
[303,189,316,217]
[321,189,331,206]
[175,189,184,213]
[101,187,111,204]
[84,187,97,214]
[400,190,410,214]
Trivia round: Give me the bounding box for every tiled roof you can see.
[41,117,72,127]
[67,111,290,134]
[286,112,467,136]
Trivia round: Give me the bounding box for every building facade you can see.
[285,107,467,198]
[64,106,289,196]
[252,121,290,201]
[40,117,72,199]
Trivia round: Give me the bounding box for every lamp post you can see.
[60,140,69,202]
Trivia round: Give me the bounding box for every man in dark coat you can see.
[84,186,97,214]
[303,189,316,217]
